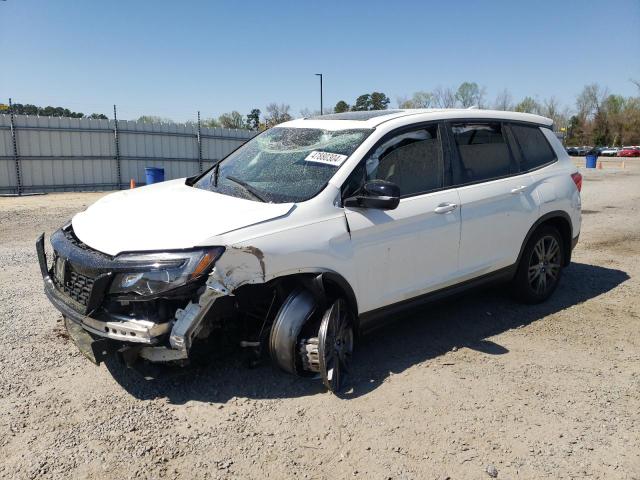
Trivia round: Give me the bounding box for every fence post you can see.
[113,104,122,189]
[8,98,22,195]
[197,111,203,173]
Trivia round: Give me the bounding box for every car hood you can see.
[72,179,295,256]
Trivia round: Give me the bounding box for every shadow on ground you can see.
[105,262,628,403]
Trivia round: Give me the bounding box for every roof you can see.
[283,108,553,130]
[307,110,406,121]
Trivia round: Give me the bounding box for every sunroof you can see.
[309,110,406,121]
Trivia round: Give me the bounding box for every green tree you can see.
[566,115,584,145]
[455,82,483,108]
[39,106,83,118]
[592,109,611,146]
[621,97,640,144]
[138,115,173,123]
[10,103,39,115]
[334,100,350,113]
[246,108,261,131]
[399,91,433,109]
[351,92,390,111]
[352,94,371,111]
[202,117,220,128]
[89,113,108,119]
[602,95,625,145]
[514,96,540,114]
[218,111,246,129]
[7,102,106,118]
[370,92,390,110]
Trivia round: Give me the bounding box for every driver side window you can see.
[365,125,443,197]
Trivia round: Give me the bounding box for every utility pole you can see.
[113,105,122,189]
[315,73,323,115]
[8,98,22,195]
[197,111,203,173]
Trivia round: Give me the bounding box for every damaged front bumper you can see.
[36,232,219,364]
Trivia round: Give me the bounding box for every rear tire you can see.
[512,225,564,304]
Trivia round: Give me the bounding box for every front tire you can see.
[318,298,354,393]
[512,225,564,304]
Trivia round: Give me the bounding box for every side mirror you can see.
[344,180,400,210]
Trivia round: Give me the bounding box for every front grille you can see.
[52,257,95,307]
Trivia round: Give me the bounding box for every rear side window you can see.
[511,124,556,171]
[451,122,514,184]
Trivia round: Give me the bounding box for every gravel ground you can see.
[1,162,639,479]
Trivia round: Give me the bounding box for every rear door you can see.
[446,121,539,278]
[343,123,461,317]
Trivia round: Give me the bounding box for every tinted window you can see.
[451,122,514,184]
[364,126,443,197]
[511,125,556,171]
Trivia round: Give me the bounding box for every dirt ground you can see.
[1,161,639,480]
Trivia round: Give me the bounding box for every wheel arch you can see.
[517,211,574,268]
[273,271,358,317]
[267,270,359,376]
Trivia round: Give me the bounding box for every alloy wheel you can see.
[318,298,353,392]
[528,235,561,295]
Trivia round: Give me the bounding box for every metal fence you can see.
[0,113,255,194]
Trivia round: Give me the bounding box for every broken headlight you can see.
[109,247,224,297]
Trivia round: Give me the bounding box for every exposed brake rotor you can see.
[298,337,320,373]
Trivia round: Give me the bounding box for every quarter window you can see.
[451,122,515,184]
[511,124,556,171]
[364,126,443,197]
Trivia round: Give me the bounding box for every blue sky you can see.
[1,0,639,122]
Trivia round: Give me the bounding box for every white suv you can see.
[37,109,582,392]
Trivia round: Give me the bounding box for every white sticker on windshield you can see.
[304,151,348,166]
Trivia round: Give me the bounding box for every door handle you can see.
[510,185,528,194]
[434,203,458,214]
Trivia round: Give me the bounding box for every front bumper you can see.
[37,230,223,364]
[37,233,170,344]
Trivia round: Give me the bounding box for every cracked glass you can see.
[194,127,372,203]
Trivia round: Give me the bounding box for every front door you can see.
[343,124,461,317]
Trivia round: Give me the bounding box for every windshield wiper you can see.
[225,175,268,202]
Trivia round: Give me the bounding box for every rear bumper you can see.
[571,233,580,250]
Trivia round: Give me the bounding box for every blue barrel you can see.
[145,167,165,184]
[585,154,597,168]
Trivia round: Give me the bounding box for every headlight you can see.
[109,247,224,296]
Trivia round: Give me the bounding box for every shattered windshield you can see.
[193,127,372,203]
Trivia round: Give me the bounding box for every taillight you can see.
[571,172,582,192]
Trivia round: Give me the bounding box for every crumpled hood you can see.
[72,179,294,256]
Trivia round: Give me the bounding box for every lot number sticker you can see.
[304,151,348,166]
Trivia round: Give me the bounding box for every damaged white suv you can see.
[38,109,582,391]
